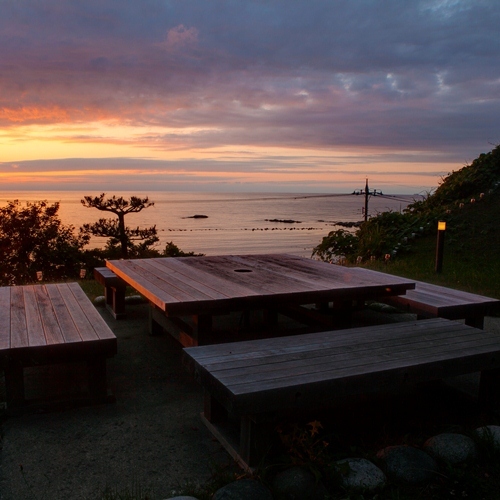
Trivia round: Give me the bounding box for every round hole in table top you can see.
[233,268,253,273]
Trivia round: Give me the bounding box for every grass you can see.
[363,195,500,300]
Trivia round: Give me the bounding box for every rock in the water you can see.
[423,433,477,464]
[271,465,329,499]
[377,445,438,484]
[475,425,500,451]
[213,479,273,500]
[333,458,386,493]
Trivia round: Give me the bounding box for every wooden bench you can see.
[0,282,117,409]
[94,267,127,319]
[379,277,500,329]
[184,318,500,470]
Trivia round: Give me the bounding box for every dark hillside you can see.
[313,144,500,298]
[365,179,500,298]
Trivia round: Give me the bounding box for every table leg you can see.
[195,314,212,345]
[5,360,25,405]
[479,368,500,411]
[88,357,109,403]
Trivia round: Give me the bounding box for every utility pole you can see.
[353,179,383,222]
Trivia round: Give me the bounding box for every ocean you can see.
[0,191,416,258]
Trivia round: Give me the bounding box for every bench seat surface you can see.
[362,269,500,319]
[0,282,116,362]
[184,318,500,416]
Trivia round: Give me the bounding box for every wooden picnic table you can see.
[0,282,117,408]
[106,254,415,346]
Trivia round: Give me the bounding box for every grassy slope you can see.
[363,193,500,299]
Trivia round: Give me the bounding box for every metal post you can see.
[364,178,369,222]
[435,221,446,273]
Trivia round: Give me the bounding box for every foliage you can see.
[81,194,158,258]
[0,200,89,285]
[161,241,203,257]
[414,144,500,212]
[312,229,357,262]
[313,144,500,264]
[276,420,330,468]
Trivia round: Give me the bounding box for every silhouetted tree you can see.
[0,200,89,285]
[81,194,158,258]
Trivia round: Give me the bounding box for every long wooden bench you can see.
[0,282,117,409]
[377,276,500,329]
[184,318,500,470]
[94,267,127,319]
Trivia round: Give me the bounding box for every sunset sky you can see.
[1,0,499,194]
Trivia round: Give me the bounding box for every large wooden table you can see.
[107,254,415,346]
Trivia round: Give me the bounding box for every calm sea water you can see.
[0,191,415,258]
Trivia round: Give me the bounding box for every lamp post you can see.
[435,221,446,273]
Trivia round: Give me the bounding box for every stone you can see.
[213,479,273,500]
[474,425,500,451]
[271,465,329,499]
[377,445,439,484]
[423,433,477,464]
[163,497,200,500]
[125,294,145,304]
[333,458,386,493]
[93,296,106,306]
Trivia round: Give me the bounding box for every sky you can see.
[1,0,499,194]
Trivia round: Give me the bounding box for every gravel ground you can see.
[0,304,499,500]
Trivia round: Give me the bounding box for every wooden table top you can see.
[0,283,116,354]
[107,254,415,316]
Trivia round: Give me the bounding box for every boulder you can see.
[333,458,386,493]
[474,425,500,451]
[271,465,329,499]
[213,479,273,500]
[377,445,438,484]
[423,433,477,464]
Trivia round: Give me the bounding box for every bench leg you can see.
[478,368,500,411]
[240,416,272,468]
[194,314,212,346]
[105,285,126,319]
[465,316,484,330]
[88,357,109,403]
[4,361,25,406]
[204,391,228,424]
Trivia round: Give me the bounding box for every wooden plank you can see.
[35,285,65,345]
[138,258,220,302]
[10,286,29,349]
[0,287,11,351]
[215,333,500,390]
[146,258,232,300]
[156,257,261,299]
[107,259,182,309]
[185,318,450,362]
[196,325,484,374]
[66,283,116,341]
[45,284,84,343]
[23,285,47,347]
[184,255,321,296]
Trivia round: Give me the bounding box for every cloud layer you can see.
[1,0,499,192]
